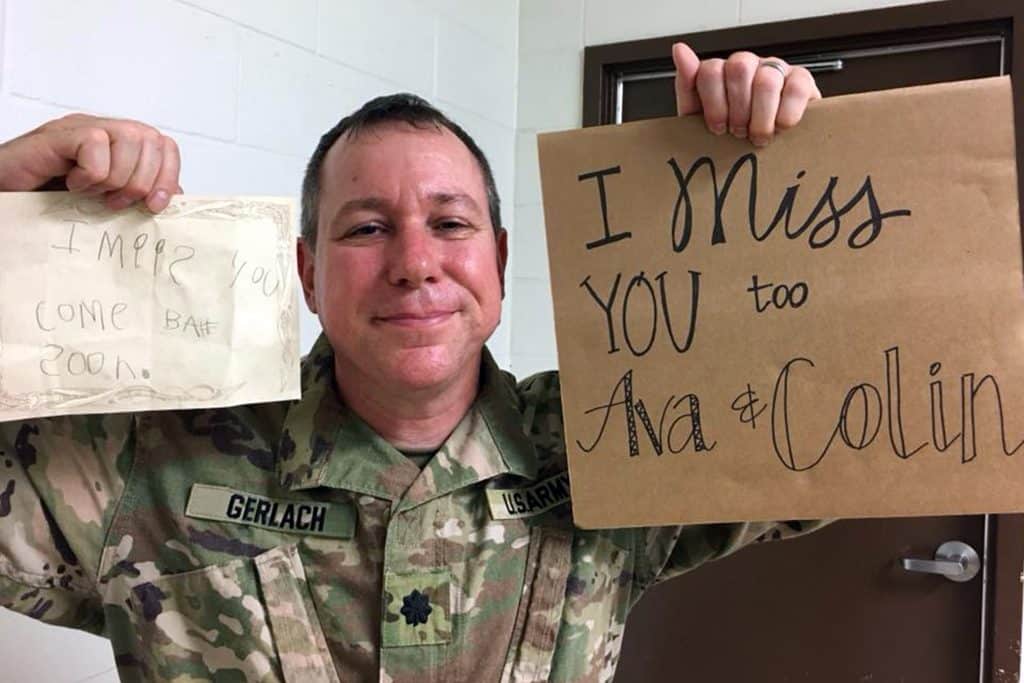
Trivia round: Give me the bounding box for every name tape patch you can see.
[186,484,354,539]
[487,471,571,520]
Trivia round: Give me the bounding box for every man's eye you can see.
[348,224,382,237]
[436,220,468,232]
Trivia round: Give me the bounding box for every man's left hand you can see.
[673,42,822,147]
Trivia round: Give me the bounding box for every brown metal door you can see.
[608,28,1009,683]
[619,517,986,682]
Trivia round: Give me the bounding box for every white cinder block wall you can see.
[0,1,516,680]
[0,0,949,681]
[509,0,933,379]
[0,0,518,366]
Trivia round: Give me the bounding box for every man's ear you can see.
[297,237,317,313]
[496,227,508,298]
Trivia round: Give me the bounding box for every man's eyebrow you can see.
[337,196,390,214]
[336,193,481,214]
[430,192,481,212]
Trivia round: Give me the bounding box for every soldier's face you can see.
[299,122,507,391]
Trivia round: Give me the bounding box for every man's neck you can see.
[333,355,482,452]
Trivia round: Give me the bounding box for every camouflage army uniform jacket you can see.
[0,335,821,682]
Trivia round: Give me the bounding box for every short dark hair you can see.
[300,93,502,249]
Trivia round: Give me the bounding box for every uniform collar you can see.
[277,335,539,504]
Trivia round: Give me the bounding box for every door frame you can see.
[581,1,1024,680]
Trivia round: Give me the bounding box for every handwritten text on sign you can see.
[0,194,299,420]
[538,77,1024,528]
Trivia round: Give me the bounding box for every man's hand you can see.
[0,113,181,213]
[673,42,822,147]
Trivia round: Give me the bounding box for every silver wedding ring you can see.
[759,60,788,78]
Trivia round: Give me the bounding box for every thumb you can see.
[48,126,112,192]
[673,42,702,116]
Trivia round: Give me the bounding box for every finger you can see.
[145,136,181,213]
[775,66,821,132]
[749,60,788,147]
[723,51,759,139]
[695,58,728,135]
[106,135,162,210]
[96,131,143,193]
[672,42,702,116]
[60,127,112,192]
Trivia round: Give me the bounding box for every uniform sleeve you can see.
[632,519,833,591]
[0,413,135,634]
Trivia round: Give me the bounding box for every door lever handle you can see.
[901,557,967,577]
[901,541,980,583]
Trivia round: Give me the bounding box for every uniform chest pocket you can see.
[548,532,626,683]
[500,529,634,683]
[562,535,629,648]
[118,545,339,683]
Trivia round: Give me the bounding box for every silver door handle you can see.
[901,541,980,583]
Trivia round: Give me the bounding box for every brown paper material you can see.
[0,193,299,420]
[538,76,1024,528]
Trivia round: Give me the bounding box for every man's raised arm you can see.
[0,114,183,631]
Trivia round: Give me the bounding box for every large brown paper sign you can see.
[538,77,1024,528]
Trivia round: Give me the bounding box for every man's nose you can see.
[387,225,440,287]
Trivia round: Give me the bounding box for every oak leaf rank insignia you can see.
[400,589,432,627]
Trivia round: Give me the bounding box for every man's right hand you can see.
[0,113,181,213]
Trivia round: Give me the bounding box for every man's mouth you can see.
[373,311,456,328]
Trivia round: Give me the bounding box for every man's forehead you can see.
[321,121,486,198]
[326,120,470,167]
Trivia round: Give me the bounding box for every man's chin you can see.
[382,346,477,390]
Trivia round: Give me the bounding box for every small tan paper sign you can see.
[538,76,1024,528]
[0,193,299,420]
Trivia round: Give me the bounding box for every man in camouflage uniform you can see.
[0,44,825,682]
